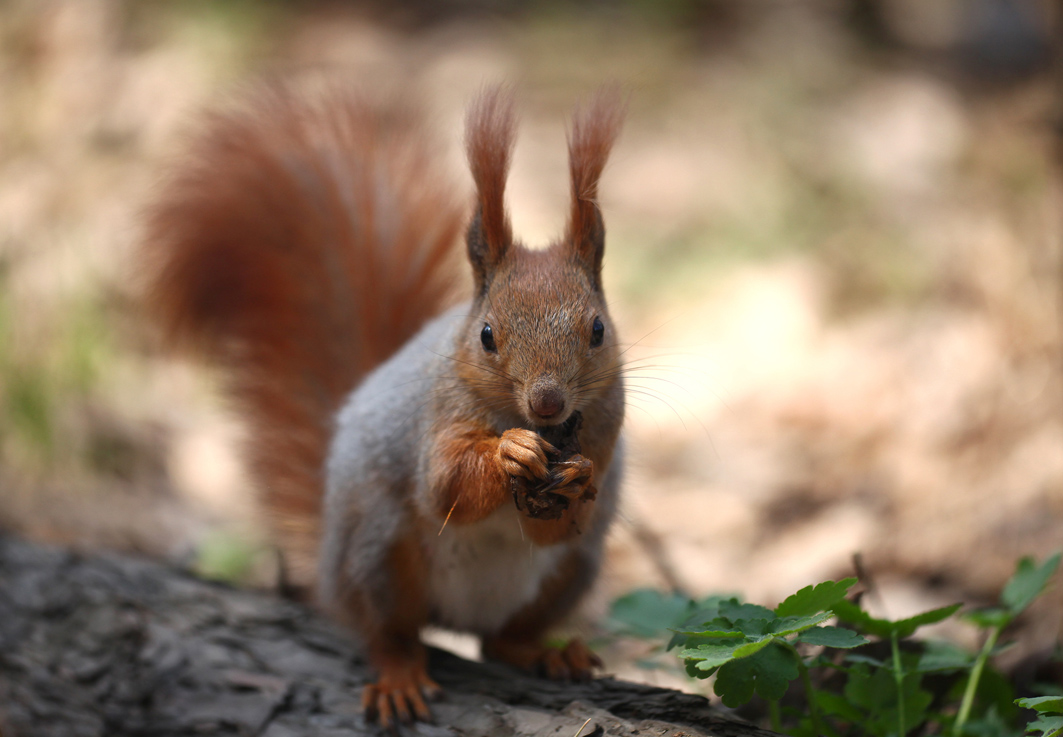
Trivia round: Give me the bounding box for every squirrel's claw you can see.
[362,670,439,728]
[498,429,554,480]
[557,640,604,682]
[536,640,603,682]
[542,456,594,499]
[483,637,604,683]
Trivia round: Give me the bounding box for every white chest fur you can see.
[425,506,566,635]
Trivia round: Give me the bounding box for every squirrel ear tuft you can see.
[565,85,625,288]
[465,85,517,292]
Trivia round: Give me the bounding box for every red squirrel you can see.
[141,80,625,727]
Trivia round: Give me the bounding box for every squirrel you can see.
[141,79,625,727]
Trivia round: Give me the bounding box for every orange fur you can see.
[428,425,511,525]
[145,81,627,727]
[350,532,438,726]
[566,86,625,283]
[464,85,516,268]
[437,246,624,547]
[140,80,464,584]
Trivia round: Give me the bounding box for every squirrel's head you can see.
[456,86,624,428]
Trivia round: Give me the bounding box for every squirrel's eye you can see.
[480,323,497,353]
[591,317,605,347]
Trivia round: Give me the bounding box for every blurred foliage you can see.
[194,528,264,585]
[0,262,114,474]
[125,0,285,57]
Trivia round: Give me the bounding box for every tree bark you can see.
[0,535,776,737]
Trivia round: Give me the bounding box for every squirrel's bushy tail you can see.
[141,81,465,586]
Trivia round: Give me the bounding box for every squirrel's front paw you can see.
[545,454,595,500]
[497,429,554,481]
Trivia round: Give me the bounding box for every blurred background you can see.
[0,0,1059,694]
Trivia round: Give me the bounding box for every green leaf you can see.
[672,598,729,632]
[915,640,974,672]
[797,625,868,649]
[608,589,693,638]
[669,624,744,652]
[681,640,752,670]
[844,662,932,733]
[775,578,858,618]
[731,617,774,636]
[832,599,891,638]
[667,600,730,649]
[804,652,851,672]
[685,659,709,679]
[1025,715,1063,737]
[666,633,685,651]
[845,653,886,668]
[893,603,964,637]
[813,688,866,722]
[731,636,773,659]
[959,705,1017,737]
[713,643,800,707]
[963,607,1012,629]
[719,599,775,624]
[898,681,935,731]
[1017,697,1063,714]
[669,627,744,638]
[844,662,884,710]
[770,611,834,637]
[713,656,756,706]
[833,599,962,639]
[1002,552,1061,616]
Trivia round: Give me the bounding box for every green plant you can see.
[676,579,868,734]
[1017,696,1063,737]
[608,552,1061,737]
[953,553,1062,736]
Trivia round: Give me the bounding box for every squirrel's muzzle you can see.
[529,380,566,422]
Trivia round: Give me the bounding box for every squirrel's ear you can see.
[465,85,516,292]
[564,86,624,289]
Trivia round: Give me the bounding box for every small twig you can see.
[852,552,888,617]
[438,498,460,535]
[572,716,594,737]
[628,516,686,594]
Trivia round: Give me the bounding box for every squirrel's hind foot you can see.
[362,659,440,728]
[483,637,603,682]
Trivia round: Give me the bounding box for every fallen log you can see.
[0,536,776,737]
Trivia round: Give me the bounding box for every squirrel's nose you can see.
[529,386,565,420]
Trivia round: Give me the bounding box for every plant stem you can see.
[769,699,781,733]
[891,632,906,737]
[798,657,824,737]
[952,625,1002,737]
